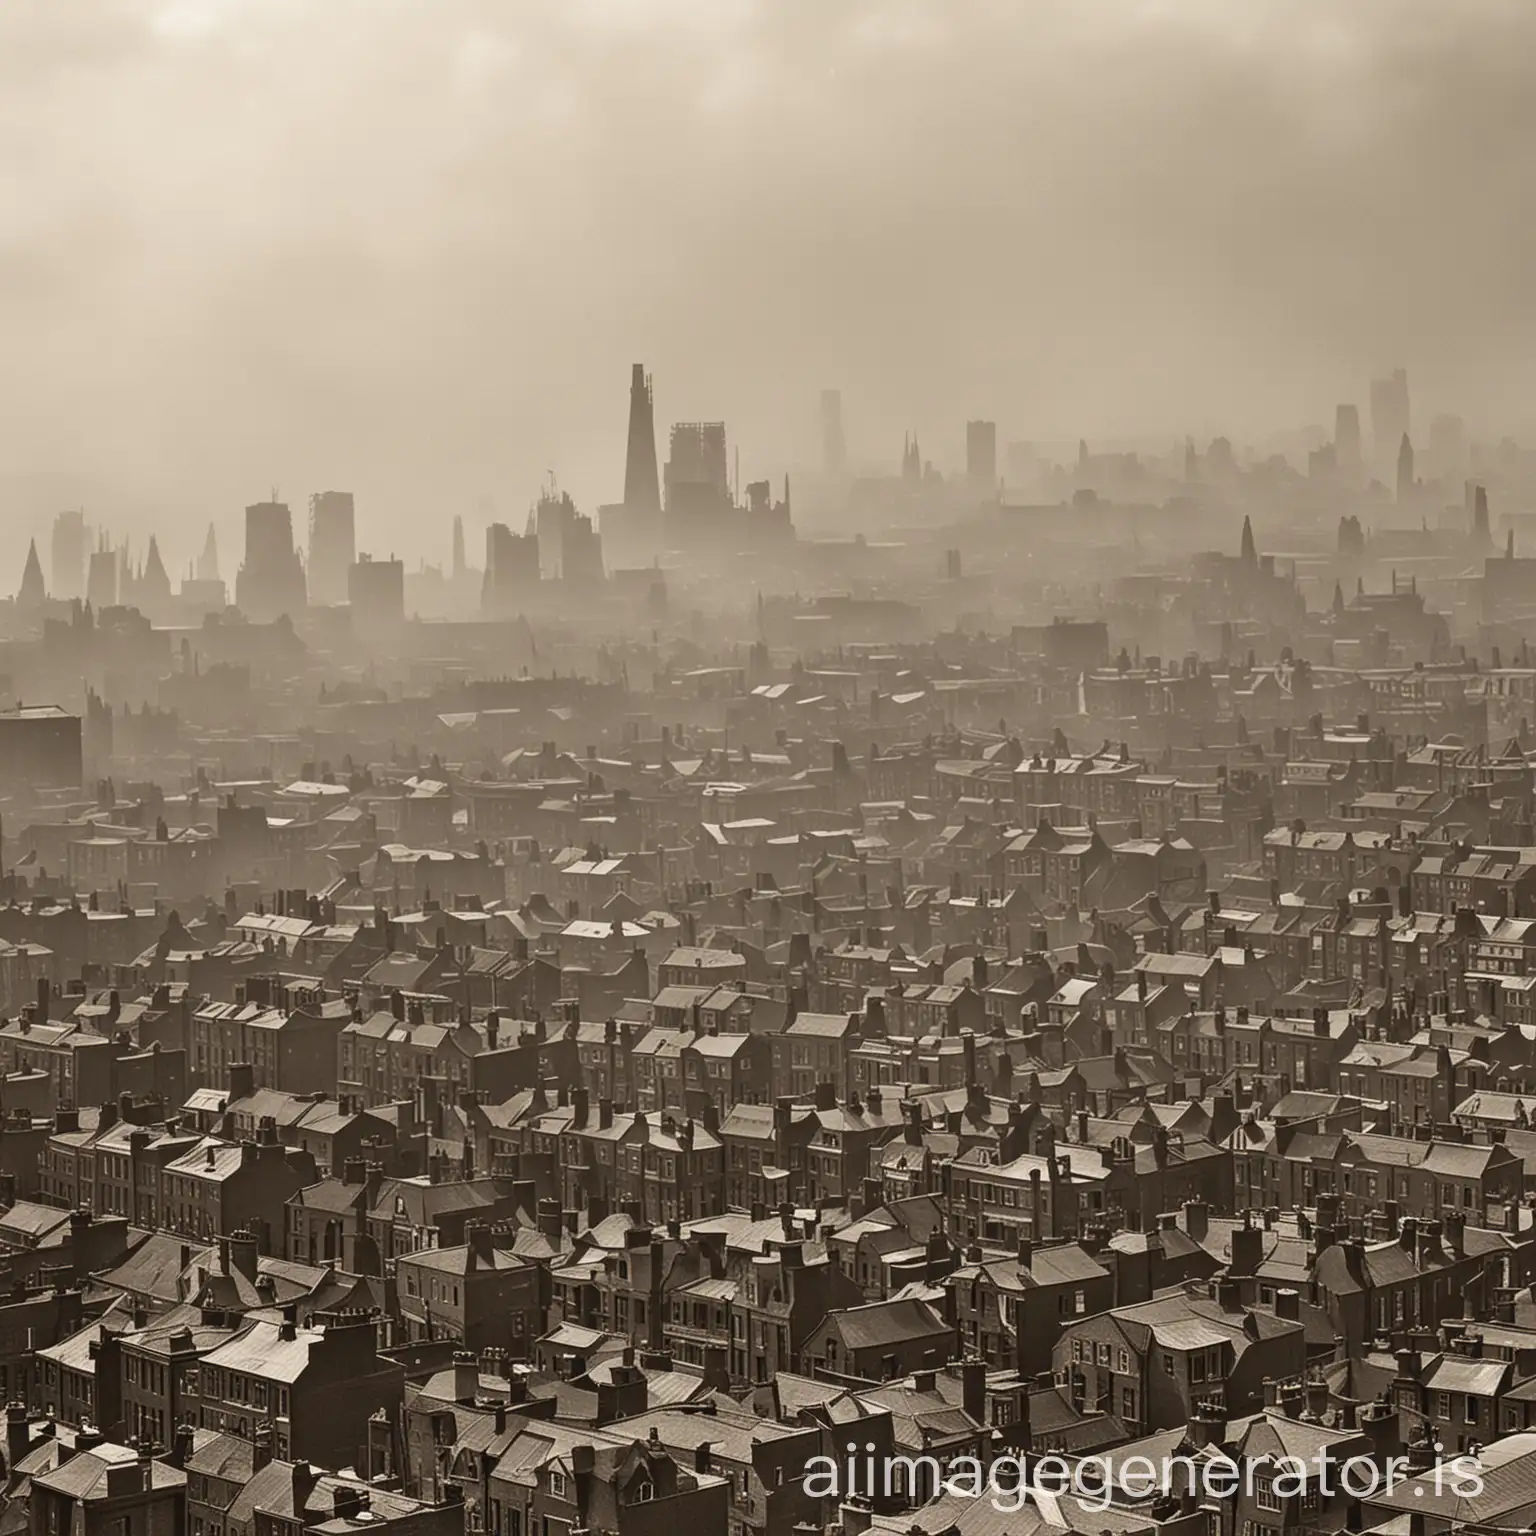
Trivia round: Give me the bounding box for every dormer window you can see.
[549,1471,567,1499]
[632,1479,654,1503]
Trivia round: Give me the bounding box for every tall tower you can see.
[86,541,117,610]
[1472,484,1492,546]
[966,420,997,492]
[50,510,86,602]
[237,501,307,621]
[452,515,467,581]
[1334,404,1361,482]
[1396,433,1415,504]
[821,389,846,476]
[308,491,355,606]
[1370,368,1409,482]
[623,364,661,519]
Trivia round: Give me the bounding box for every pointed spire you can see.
[1240,515,1257,567]
[1332,580,1344,615]
[623,362,661,518]
[142,535,169,593]
[17,539,45,607]
[197,523,220,583]
[1509,527,1516,560]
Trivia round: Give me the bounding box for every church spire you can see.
[17,539,45,607]
[197,523,220,583]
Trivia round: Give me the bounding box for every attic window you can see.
[632,1479,654,1504]
[548,1472,567,1499]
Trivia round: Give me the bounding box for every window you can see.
[548,1472,567,1499]
[1256,1480,1280,1513]
[1162,1353,1174,1375]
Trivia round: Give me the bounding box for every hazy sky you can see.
[3,0,1535,579]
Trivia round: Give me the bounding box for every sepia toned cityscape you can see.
[6,5,1536,1536]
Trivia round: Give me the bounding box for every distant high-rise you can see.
[601,364,664,568]
[1396,433,1415,504]
[821,389,846,476]
[624,364,661,518]
[481,522,540,615]
[1334,404,1362,481]
[665,422,729,507]
[452,515,467,581]
[1370,368,1409,481]
[50,510,86,602]
[533,490,603,587]
[86,545,117,610]
[966,420,997,492]
[1472,484,1492,546]
[664,421,732,549]
[236,501,307,621]
[348,552,406,631]
[308,491,355,606]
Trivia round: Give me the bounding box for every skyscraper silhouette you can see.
[237,501,307,621]
[50,510,86,602]
[1397,433,1415,504]
[1472,483,1492,546]
[623,364,661,519]
[966,420,997,492]
[1334,403,1361,481]
[1370,368,1409,482]
[308,491,355,607]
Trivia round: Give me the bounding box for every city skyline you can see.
[7,6,1536,1527]
[2,360,1521,595]
[4,1,1536,574]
